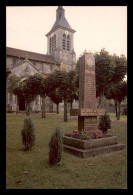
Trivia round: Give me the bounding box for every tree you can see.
[51,70,78,122]
[22,76,40,116]
[109,54,127,116]
[110,54,127,84]
[39,73,57,118]
[49,126,63,165]
[13,73,43,116]
[50,70,68,121]
[21,117,35,150]
[18,73,54,118]
[98,113,111,133]
[48,88,63,114]
[7,75,20,112]
[67,70,79,109]
[53,70,69,121]
[95,50,127,110]
[105,81,127,120]
[95,48,113,108]
[77,49,127,114]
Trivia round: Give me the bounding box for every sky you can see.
[6,6,127,60]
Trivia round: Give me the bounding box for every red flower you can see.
[93,130,103,139]
[71,130,80,137]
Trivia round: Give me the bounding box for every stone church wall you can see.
[34,61,43,72]
[6,56,13,68]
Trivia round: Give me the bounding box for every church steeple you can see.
[46,6,75,37]
[45,6,76,71]
[56,6,65,21]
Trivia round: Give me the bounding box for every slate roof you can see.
[46,6,76,36]
[6,47,59,65]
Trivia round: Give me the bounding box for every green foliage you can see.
[13,84,23,98]
[77,49,127,99]
[51,70,78,121]
[106,130,114,137]
[98,113,111,133]
[110,54,127,84]
[94,49,127,97]
[22,76,40,103]
[39,74,55,98]
[7,75,20,93]
[49,126,63,165]
[21,117,35,150]
[26,73,44,96]
[51,70,78,101]
[67,70,79,103]
[48,88,62,105]
[105,81,127,103]
[13,76,38,105]
[95,48,113,97]
[122,107,127,115]
[6,113,127,189]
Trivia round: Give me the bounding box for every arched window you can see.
[67,35,70,51]
[54,35,56,50]
[51,37,54,53]
[50,35,56,54]
[62,33,66,50]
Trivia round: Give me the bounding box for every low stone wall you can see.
[63,136,118,149]
[63,135,125,158]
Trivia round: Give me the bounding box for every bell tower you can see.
[46,6,76,71]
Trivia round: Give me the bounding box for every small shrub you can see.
[122,107,127,115]
[106,129,113,137]
[98,113,111,133]
[21,117,35,150]
[49,126,63,165]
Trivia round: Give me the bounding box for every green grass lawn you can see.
[6,112,127,189]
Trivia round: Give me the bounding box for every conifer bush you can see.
[98,113,111,133]
[49,126,63,165]
[21,117,35,150]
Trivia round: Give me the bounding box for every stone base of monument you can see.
[63,136,125,158]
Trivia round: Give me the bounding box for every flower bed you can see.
[64,129,114,141]
[63,129,125,158]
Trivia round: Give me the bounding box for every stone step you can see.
[63,143,125,158]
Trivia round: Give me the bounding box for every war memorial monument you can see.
[63,54,125,158]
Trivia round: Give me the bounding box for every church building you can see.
[6,6,77,112]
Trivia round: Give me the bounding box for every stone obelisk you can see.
[70,54,105,134]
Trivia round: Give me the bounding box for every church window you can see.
[50,35,56,54]
[49,38,52,54]
[51,37,54,53]
[67,35,70,51]
[62,33,66,50]
[54,35,56,50]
